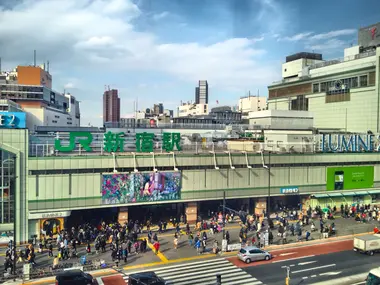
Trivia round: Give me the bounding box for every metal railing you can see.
[28,140,320,157]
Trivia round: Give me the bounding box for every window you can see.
[312,83,319,93]
[320,82,327,92]
[291,95,308,111]
[351,77,358,88]
[360,75,368,87]
[249,249,263,254]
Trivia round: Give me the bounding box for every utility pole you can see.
[267,152,271,220]
[222,190,226,238]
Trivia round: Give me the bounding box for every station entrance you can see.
[127,203,185,224]
[66,207,119,229]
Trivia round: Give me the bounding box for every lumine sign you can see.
[321,134,380,152]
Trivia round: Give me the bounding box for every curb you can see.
[21,268,116,285]
[262,231,373,251]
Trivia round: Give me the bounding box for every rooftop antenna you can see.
[108,85,110,91]
[258,89,260,97]
[0,57,2,74]
[34,50,36,67]
[47,60,50,73]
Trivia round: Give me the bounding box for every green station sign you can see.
[54,131,182,153]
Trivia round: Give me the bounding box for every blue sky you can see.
[0,0,379,126]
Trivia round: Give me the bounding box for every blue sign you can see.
[321,134,380,152]
[280,186,299,194]
[0,112,26,129]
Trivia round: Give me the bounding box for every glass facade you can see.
[0,149,16,224]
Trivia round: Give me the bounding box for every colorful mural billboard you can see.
[101,172,181,204]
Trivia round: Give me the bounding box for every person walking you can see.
[195,239,201,255]
[153,241,160,255]
[188,232,193,246]
[174,237,178,250]
[48,242,53,257]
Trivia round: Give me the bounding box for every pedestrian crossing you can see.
[124,258,264,285]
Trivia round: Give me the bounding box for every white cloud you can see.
[305,38,347,51]
[0,0,276,90]
[64,82,75,89]
[152,11,169,21]
[279,29,356,43]
[309,29,356,41]
[279,32,313,42]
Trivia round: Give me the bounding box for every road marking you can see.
[145,241,169,263]
[272,255,315,263]
[279,252,296,256]
[303,277,308,279]
[298,261,317,266]
[134,259,229,274]
[292,264,336,274]
[96,277,105,285]
[124,255,222,271]
[319,271,342,276]
[281,264,295,268]
[311,275,317,277]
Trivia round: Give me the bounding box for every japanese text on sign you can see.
[280,187,299,194]
[54,131,182,153]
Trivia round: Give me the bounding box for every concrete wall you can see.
[0,129,29,243]
[27,152,380,212]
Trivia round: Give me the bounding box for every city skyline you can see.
[0,0,379,126]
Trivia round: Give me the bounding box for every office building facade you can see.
[103,89,120,125]
[267,25,380,133]
[195,80,208,104]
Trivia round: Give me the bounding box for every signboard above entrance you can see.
[54,131,182,153]
[0,112,26,129]
[280,187,299,194]
[321,134,380,152]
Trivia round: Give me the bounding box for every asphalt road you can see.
[242,249,377,285]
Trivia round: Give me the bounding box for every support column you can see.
[185,202,198,224]
[118,206,128,224]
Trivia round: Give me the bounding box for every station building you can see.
[268,23,380,133]
[2,119,380,244]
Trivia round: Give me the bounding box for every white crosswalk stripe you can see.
[124,258,264,285]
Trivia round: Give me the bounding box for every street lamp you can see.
[261,151,271,220]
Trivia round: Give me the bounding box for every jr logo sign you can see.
[54,132,93,152]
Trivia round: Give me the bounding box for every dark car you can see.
[128,272,167,285]
[55,269,98,285]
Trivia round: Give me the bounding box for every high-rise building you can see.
[152,103,164,115]
[195,87,200,104]
[195,80,208,104]
[103,89,120,125]
[0,65,80,130]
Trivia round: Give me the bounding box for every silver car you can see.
[237,246,272,264]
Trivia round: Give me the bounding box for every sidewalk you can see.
[21,268,116,285]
